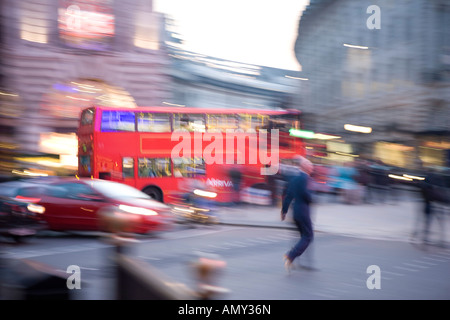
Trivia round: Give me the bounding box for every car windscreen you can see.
[0,182,38,197]
[88,180,151,199]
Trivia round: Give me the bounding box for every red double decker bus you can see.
[77,105,305,204]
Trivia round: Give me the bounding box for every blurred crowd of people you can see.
[230,156,450,209]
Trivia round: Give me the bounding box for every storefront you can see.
[32,78,138,175]
[418,137,450,168]
[373,141,416,169]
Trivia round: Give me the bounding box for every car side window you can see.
[45,186,69,198]
[55,183,97,200]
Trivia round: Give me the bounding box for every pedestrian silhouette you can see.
[413,167,448,245]
[228,165,242,205]
[281,156,314,273]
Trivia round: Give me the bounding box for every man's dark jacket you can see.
[281,171,312,220]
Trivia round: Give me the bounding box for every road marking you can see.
[286,233,299,238]
[402,262,429,269]
[342,282,365,289]
[327,287,349,294]
[382,270,405,277]
[80,267,100,271]
[232,241,250,246]
[5,243,111,259]
[249,239,268,244]
[423,256,447,263]
[313,292,337,299]
[224,242,246,248]
[412,259,437,266]
[263,238,279,243]
[437,253,450,259]
[157,227,240,241]
[138,256,161,261]
[268,235,288,241]
[207,244,229,250]
[394,266,419,272]
[352,277,367,284]
[431,253,450,260]
[256,237,277,243]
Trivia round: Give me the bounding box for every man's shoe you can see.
[283,255,293,273]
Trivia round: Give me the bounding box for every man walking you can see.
[281,156,314,272]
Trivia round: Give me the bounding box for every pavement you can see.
[215,194,450,245]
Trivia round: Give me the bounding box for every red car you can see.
[0,195,46,242]
[0,178,175,235]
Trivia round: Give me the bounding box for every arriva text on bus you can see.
[171,129,279,175]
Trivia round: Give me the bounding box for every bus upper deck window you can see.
[173,114,205,132]
[137,113,171,132]
[207,114,239,132]
[101,111,136,132]
[239,114,268,131]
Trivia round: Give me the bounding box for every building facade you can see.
[295,0,450,168]
[166,47,302,111]
[0,0,171,159]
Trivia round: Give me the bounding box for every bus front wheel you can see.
[143,187,163,202]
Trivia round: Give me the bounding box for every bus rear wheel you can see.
[143,187,163,202]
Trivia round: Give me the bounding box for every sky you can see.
[154,0,310,71]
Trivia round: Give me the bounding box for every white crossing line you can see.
[161,227,232,240]
[352,277,367,284]
[55,269,68,274]
[438,251,450,257]
[431,253,450,260]
[64,245,86,252]
[267,235,289,241]
[6,243,112,259]
[233,241,251,246]
[224,242,246,248]
[266,239,280,243]
[382,270,405,277]
[342,282,365,289]
[412,259,437,266]
[402,262,429,269]
[207,244,229,250]
[327,287,349,294]
[423,256,447,263]
[249,239,269,244]
[394,266,420,272]
[313,292,337,299]
[80,267,100,271]
[138,256,161,261]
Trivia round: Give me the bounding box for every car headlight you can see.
[27,203,45,214]
[193,189,217,198]
[118,204,158,216]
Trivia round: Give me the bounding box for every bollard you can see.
[115,254,194,300]
[190,252,229,300]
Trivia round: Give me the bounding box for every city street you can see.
[1,0,449,306]
[1,214,449,300]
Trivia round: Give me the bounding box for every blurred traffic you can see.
[0,177,175,235]
[0,195,45,243]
